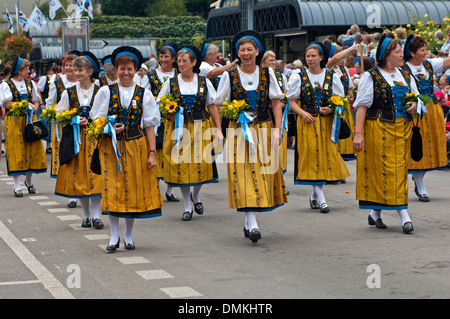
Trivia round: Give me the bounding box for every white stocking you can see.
[108,215,119,245]
[180,186,192,212]
[413,172,427,195]
[245,211,259,231]
[124,218,135,244]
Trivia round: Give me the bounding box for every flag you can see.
[28,6,47,32]
[76,0,84,18]
[17,7,29,32]
[5,7,14,34]
[49,0,62,20]
[83,0,93,19]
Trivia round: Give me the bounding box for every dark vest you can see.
[401,60,437,103]
[5,79,33,116]
[298,67,334,117]
[54,78,66,103]
[108,83,145,141]
[66,85,99,120]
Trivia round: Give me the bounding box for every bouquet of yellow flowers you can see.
[55,108,81,126]
[86,116,107,142]
[327,95,350,113]
[41,105,57,121]
[221,99,252,119]
[402,92,418,109]
[159,94,180,119]
[10,100,29,117]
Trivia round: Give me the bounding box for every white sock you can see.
[397,209,411,225]
[192,185,202,203]
[68,198,77,204]
[166,186,173,196]
[413,172,427,195]
[313,185,326,205]
[108,215,119,245]
[90,197,102,219]
[124,218,134,244]
[245,211,259,231]
[13,176,21,192]
[310,187,317,201]
[180,187,192,212]
[78,198,91,219]
[370,209,381,220]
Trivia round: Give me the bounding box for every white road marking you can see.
[160,286,202,298]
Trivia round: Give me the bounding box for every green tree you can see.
[184,0,215,19]
[101,0,153,17]
[145,0,189,17]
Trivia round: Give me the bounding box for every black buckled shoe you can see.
[309,198,320,209]
[319,203,330,213]
[67,200,77,208]
[106,237,120,253]
[92,218,104,229]
[249,228,262,243]
[124,239,135,250]
[81,218,91,228]
[182,210,193,221]
[14,189,23,197]
[165,192,180,202]
[402,221,414,234]
[368,214,387,229]
[24,181,36,194]
[414,183,430,202]
[190,193,203,215]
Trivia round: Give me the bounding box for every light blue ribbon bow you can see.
[281,100,290,139]
[71,115,82,156]
[416,94,428,116]
[331,106,344,144]
[103,115,122,173]
[237,111,255,156]
[174,106,184,153]
[26,105,34,124]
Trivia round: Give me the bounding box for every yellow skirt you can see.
[99,135,163,218]
[4,114,47,176]
[294,115,350,184]
[338,106,356,160]
[408,102,447,173]
[226,119,288,212]
[163,118,217,186]
[50,120,63,178]
[54,127,102,198]
[279,129,288,172]
[356,117,412,210]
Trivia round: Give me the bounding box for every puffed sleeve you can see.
[214,70,231,105]
[37,76,47,92]
[142,89,160,128]
[55,90,70,113]
[139,75,151,90]
[0,81,12,103]
[31,80,40,103]
[286,73,301,100]
[268,67,284,100]
[45,81,57,106]
[353,71,373,109]
[205,78,217,106]
[90,86,111,120]
[331,73,345,97]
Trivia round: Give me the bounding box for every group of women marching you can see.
[1,29,449,252]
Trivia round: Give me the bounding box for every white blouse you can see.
[156,74,217,106]
[55,84,96,113]
[0,78,40,104]
[45,74,78,106]
[214,66,284,105]
[353,67,419,109]
[406,58,443,80]
[329,66,355,90]
[90,84,160,128]
[286,68,345,100]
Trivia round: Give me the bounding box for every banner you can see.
[49,0,63,20]
[28,6,47,32]
[17,7,29,32]
[6,7,14,34]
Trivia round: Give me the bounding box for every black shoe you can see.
[92,218,104,229]
[81,218,91,228]
[249,228,261,243]
[24,181,36,194]
[182,210,193,221]
[14,189,23,197]
[106,237,120,252]
[319,203,330,213]
[414,183,430,202]
[402,221,414,234]
[190,193,203,215]
[340,179,347,184]
[46,147,52,154]
[124,239,135,250]
[243,227,249,238]
[309,198,320,209]
[165,192,180,202]
[67,200,77,208]
[368,214,387,229]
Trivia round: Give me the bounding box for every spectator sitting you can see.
[342,24,360,48]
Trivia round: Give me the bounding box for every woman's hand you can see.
[114,123,124,134]
[319,106,334,116]
[79,117,89,127]
[215,128,224,147]
[147,152,156,169]
[271,127,282,147]
[353,133,365,152]
[405,101,417,114]
[300,109,314,124]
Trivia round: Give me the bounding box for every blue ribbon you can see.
[281,100,290,139]
[103,115,122,173]
[416,93,428,116]
[71,115,82,156]
[174,106,184,153]
[26,105,34,125]
[237,111,255,156]
[331,106,344,144]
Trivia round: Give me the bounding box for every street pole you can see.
[240,0,254,31]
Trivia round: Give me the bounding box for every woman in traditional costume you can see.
[91,46,163,252]
[402,34,450,202]
[287,42,349,213]
[54,52,103,229]
[157,45,222,221]
[0,57,47,197]
[98,55,119,87]
[46,53,79,208]
[353,35,418,234]
[148,42,180,202]
[215,30,287,243]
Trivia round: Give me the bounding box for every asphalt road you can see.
[1,147,450,301]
